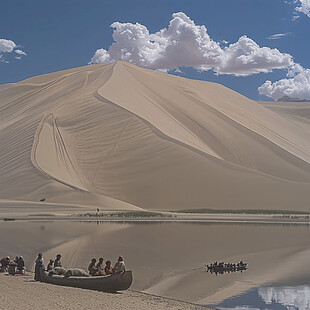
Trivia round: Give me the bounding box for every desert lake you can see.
[1,220,309,307]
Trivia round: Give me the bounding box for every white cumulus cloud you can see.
[296,0,310,17]
[91,12,223,72]
[90,12,293,77]
[0,39,26,63]
[0,39,16,53]
[258,64,310,100]
[215,36,293,76]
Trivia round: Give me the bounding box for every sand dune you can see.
[0,61,309,211]
[260,100,310,132]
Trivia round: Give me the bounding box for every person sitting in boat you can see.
[96,257,104,271]
[34,253,44,281]
[88,258,98,276]
[54,254,62,268]
[47,259,54,271]
[17,256,25,273]
[95,257,106,276]
[114,256,126,274]
[104,260,114,275]
[0,256,10,272]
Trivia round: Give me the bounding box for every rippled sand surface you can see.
[0,61,309,212]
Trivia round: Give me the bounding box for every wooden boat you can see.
[39,268,132,292]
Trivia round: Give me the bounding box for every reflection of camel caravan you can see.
[206,261,248,275]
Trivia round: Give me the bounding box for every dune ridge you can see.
[0,61,309,211]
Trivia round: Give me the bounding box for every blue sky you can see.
[1,0,309,100]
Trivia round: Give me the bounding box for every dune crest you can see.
[0,61,309,211]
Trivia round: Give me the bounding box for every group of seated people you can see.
[34,252,126,280]
[0,256,25,274]
[88,256,125,276]
[46,254,63,271]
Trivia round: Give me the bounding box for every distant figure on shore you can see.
[8,259,17,275]
[47,259,54,271]
[17,256,25,274]
[104,260,114,275]
[88,258,98,276]
[54,254,62,268]
[34,253,44,281]
[114,256,125,274]
[0,256,10,272]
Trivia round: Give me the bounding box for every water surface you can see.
[0,221,309,304]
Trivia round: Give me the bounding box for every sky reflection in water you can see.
[211,286,310,310]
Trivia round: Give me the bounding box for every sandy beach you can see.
[0,273,206,310]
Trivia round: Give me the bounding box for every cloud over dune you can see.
[90,12,310,100]
[296,0,310,17]
[90,12,293,76]
[258,64,310,100]
[214,36,293,76]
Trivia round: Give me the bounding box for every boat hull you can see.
[39,268,132,292]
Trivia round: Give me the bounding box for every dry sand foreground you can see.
[0,273,206,310]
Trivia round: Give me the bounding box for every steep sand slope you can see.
[0,61,309,211]
[260,101,310,132]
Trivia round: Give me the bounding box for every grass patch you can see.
[174,209,310,215]
[28,214,55,217]
[80,211,171,218]
[110,211,170,218]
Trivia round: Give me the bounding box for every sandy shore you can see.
[1,209,310,225]
[0,273,207,310]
